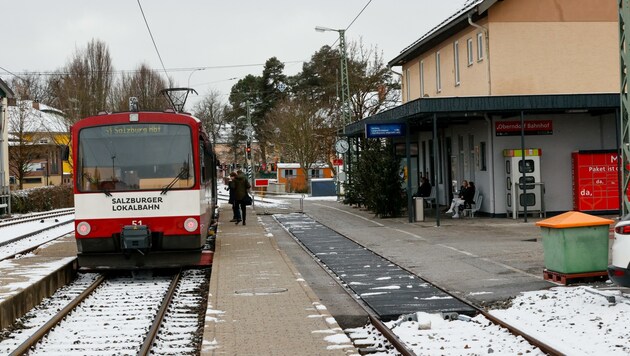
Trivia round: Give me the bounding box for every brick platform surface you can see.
[201,205,357,355]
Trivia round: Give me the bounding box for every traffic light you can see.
[246,143,252,160]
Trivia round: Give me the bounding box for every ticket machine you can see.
[504,149,543,217]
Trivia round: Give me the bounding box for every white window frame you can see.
[436,51,442,93]
[283,169,295,178]
[419,60,425,97]
[467,38,474,66]
[453,41,460,86]
[477,32,484,62]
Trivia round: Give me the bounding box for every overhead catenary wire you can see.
[0,61,306,78]
[0,65,25,82]
[330,0,373,48]
[136,0,170,86]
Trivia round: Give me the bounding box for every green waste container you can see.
[536,211,613,274]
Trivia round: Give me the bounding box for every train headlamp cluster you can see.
[77,221,91,236]
[184,217,198,232]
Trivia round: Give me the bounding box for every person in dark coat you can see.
[233,170,251,225]
[462,181,476,208]
[415,177,432,198]
[226,172,240,222]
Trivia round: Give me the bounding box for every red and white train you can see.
[71,110,218,269]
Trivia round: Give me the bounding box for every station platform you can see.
[201,206,358,355]
[0,236,77,329]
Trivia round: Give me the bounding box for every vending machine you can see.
[504,149,543,217]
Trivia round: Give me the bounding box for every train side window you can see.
[199,139,206,182]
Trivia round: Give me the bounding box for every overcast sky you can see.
[1,0,468,108]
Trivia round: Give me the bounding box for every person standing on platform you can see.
[227,172,240,222]
[233,170,251,225]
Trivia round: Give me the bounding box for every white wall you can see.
[404,112,616,215]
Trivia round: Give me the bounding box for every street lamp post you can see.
[315,26,351,128]
[187,68,206,88]
[316,25,352,198]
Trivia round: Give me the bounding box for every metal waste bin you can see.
[536,211,613,274]
[414,197,424,222]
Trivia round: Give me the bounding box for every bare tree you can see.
[7,101,49,189]
[269,97,335,191]
[193,89,228,145]
[110,63,170,112]
[8,73,52,103]
[48,39,114,124]
[347,40,400,119]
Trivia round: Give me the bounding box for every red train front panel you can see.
[71,112,214,268]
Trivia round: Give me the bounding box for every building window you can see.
[454,41,460,86]
[39,138,49,144]
[477,33,484,61]
[283,169,295,178]
[436,51,441,93]
[420,60,425,97]
[467,38,474,66]
[310,169,323,178]
[24,177,42,184]
[405,68,411,101]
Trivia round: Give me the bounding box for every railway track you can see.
[0,210,75,261]
[0,208,74,228]
[1,269,210,355]
[275,213,561,356]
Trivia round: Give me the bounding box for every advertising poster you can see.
[571,150,621,212]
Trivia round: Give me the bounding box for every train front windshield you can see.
[77,123,195,192]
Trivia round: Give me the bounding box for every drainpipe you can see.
[468,14,492,95]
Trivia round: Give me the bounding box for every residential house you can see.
[7,100,71,189]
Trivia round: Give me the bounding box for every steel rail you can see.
[0,220,74,249]
[0,223,73,261]
[0,209,74,227]
[273,215,417,356]
[138,270,182,356]
[274,213,565,355]
[368,315,416,356]
[479,309,563,356]
[9,273,106,356]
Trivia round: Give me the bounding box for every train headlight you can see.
[77,221,91,236]
[184,217,198,232]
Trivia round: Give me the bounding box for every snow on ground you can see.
[3,199,629,354]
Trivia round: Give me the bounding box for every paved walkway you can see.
[201,205,358,355]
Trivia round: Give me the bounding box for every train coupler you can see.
[120,225,152,251]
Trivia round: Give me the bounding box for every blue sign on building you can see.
[365,123,405,138]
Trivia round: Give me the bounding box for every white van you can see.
[609,219,630,287]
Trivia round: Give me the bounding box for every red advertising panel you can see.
[254,179,269,187]
[572,150,620,212]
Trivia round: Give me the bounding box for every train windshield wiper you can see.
[160,165,189,195]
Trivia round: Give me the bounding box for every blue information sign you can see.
[365,123,405,138]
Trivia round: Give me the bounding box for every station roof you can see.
[344,93,620,137]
